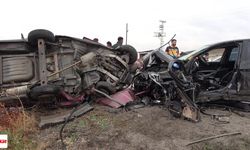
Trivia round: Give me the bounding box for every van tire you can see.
[28,29,55,45]
[117,45,138,64]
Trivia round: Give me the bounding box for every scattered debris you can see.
[216,116,230,123]
[186,132,242,146]
[39,103,93,128]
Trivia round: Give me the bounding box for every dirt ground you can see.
[33,104,250,150]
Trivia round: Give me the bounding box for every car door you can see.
[237,40,250,96]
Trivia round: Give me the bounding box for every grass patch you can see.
[78,120,87,128]
[0,103,37,149]
[89,114,110,130]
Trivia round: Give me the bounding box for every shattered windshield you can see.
[178,45,210,61]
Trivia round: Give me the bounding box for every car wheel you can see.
[29,85,61,101]
[96,81,116,95]
[28,29,55,45]
[117,45,138,64]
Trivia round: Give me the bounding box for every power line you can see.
[154,20,166,47]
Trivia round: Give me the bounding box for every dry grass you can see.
[0,103,38,149]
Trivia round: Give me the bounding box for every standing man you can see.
[93,38,99,42]
[165,39,180,58]
[112,37,123,49]
[106,41,112,48]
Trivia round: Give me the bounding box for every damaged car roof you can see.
[179,39,250,61]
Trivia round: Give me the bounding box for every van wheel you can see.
[28,29,55,45]
[29,85,61,101]
[117,45,138,64]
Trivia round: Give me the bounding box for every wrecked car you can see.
[132,49,200,121]
[132,39,250,121]
[179,40,244,102]
[0,29,138,106]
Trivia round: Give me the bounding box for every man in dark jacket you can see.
[112,37,123,49]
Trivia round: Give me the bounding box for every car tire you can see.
[96,81,116,95]
[28,29,55,45]
[29,85,61,101]
[117,45,138,64]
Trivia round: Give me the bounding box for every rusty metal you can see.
[38,39,48,85]
[176,87,200,122]
[48,61,81,77]
[53,53,60,78]
[0,56,2,84]
[182,106,200,122]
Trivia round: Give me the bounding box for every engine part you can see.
[80,52,96,66]
[81,71,100,90]
[6,85,28,96]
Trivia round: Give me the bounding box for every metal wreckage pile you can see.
[69,37,250,125]
[37,38,202,128]
[117,48,200,120]
[130,50,200,121]
[1,29,250,128]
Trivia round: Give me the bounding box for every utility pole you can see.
[154,20,166,47]
[125,23,128,45]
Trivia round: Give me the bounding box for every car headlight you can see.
[172,62,180,70]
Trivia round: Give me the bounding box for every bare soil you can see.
[33,105,250,150]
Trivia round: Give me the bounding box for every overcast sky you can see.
[0,0,250,51]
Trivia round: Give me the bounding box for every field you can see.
[23,104,250,150]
